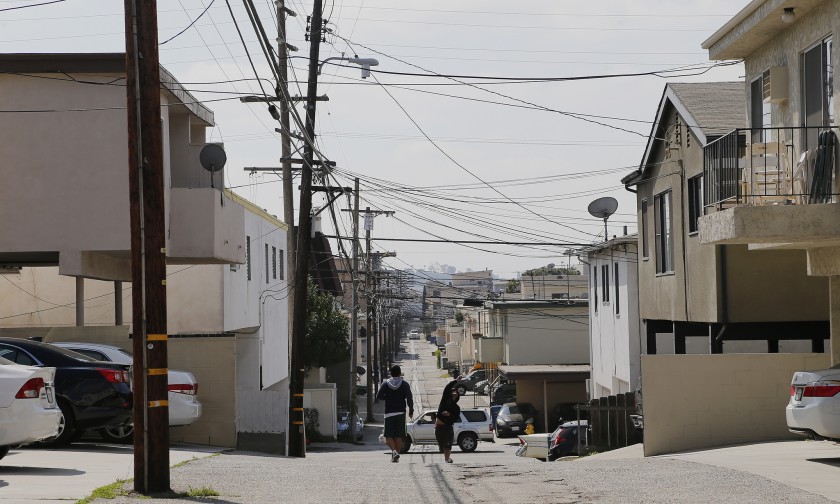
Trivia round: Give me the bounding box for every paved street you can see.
[2,337,840,503]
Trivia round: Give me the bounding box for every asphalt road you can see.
[2,337,839,503]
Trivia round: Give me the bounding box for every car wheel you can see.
[0,446,9,461]
[457,432,478,452]
[41,400,76,447]
[100,424,134,444]
[400,436,412,454]
[456,385,467,396]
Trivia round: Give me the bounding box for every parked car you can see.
[786,364,840,441]
[548,420,590,460]
[380,408,495,453]
[336,410,364,441]
[490,404,502,431]
[490,382,516,406]
[408,330,420,340]
[454,369,487,396]
[0,338,132,446]
[53,342,201,442]
[515,420,590,462]
[473,378,490,395]
[495,402,537,437]
[0,356,62,460]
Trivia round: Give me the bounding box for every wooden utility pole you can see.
[288,0,324,458]
[124,0,169,493]
[276,0,297,282]
[349,177,360,439]
[364,208,374,422]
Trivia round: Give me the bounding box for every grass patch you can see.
[76,479,131,504]
[187,486,220,497]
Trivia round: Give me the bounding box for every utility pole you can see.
[276,0,297,328]
[288,0,323,458]
[364,208,373,421]
[124,0,169,493]
[349,177,360,440]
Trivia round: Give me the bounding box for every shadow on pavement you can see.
[806,457,840,468]
[0,466,85,476]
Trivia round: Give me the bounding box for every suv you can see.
[389,408,495,453]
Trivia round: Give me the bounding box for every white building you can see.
[583,235,641,399]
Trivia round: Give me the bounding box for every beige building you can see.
[699,0,840,366]
[0,53,292,451]
[622,81,828,355]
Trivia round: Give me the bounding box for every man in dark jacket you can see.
[376,365,414,462]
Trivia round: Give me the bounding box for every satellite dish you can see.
[588,197,619,241]
[199,144,226,189]
[587,197,618,220]
[547,263,555,269]
[200,144,226,172]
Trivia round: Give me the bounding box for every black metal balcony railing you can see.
[703,126,838,209]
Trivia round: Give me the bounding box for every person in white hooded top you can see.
[376,365,414,462]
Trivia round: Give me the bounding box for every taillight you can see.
[489,422,494,432]
[790,386,796,397]
[518,437,524,446]
[98,368,128,384]
[803,383,840,397]
[168,383,198,395]
[16,377,45,399]
[554,433,566,447]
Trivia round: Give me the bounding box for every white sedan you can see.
[0,356,62,459]
[52,342,202,442]
[786,364,840,441]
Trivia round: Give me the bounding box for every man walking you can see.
[376,365,414,462]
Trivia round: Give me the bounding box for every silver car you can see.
[786,364,840,441]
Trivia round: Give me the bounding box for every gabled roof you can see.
[625,82,744,188]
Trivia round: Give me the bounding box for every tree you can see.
[523,266,580,277]
[304,277,350,371]
[505,279,520,293]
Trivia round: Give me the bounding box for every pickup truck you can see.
[381,408,495,453]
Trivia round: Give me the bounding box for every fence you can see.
[575,392,641,453]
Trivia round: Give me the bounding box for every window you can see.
[687,175,703,234]
[462,410,488,422]
[601,264,610,303]
[593,266,598,312]
[272,246,277,280]
[750,74,772,142]
[654,190,674,274]
[246,236,251,281]
[265,244,269,284]
[0,345,38,366]
[803,37,834,149]
[641,200,649,259]
[614,262,620,315]
[278,249,285,280]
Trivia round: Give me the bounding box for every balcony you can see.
[704,127,838,209]
[700,126,840,247]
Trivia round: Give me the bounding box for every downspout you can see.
[714,245,729,349]
[578,255,594,400]
[677,159,690,323]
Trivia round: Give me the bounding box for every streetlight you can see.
[318,55,379,79]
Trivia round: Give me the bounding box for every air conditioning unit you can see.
[763,66,788,103]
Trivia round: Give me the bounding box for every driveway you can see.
[0,442,221,503]
[585,439,840,502]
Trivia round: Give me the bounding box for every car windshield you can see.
[507,404,526,415]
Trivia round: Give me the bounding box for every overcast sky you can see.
[0,0,750,279]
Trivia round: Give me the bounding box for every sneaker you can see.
[445,458,453,464]
[393,452,400,462]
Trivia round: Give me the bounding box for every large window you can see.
[803,37,834,149]
[654,190,674,274]
[688,175,703,234]
[278,249,285,280]
[272,246,277,280]
[641,200,649,259]
[592,266,598,312]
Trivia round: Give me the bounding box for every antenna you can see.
[588,196,618,241]
[199,143,227,188]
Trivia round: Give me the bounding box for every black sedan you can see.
[0,338,132,446]
[495,402,538,438]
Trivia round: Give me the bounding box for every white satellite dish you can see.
[588,197,618,240]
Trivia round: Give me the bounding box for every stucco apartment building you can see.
[0,53,290,451]
[622,81,828,355]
